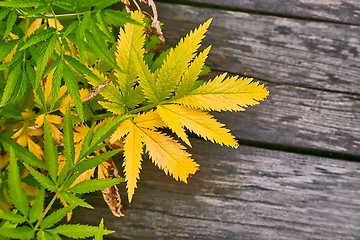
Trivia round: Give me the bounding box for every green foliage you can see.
[0,0,268,239]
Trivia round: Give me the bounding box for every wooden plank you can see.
[157,0,360,25]
[213,81,360,156]
[156,3,360,95]
[71,139,360,239]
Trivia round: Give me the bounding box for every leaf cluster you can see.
[0,0,268,239]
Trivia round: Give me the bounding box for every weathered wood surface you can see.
[155,3,360,157]
[157,0,360,25]
[157,3,360,95]
[74,139,360,239]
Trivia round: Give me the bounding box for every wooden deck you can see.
[73,1,360,239]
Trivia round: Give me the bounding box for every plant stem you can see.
[34,193,58,230]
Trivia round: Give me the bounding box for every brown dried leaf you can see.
[98,159,124,217]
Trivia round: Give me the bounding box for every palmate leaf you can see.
[50,224,113,239]
[174,73,269,111]
[110,111,198,202]
[157,104,238,148]
[7,148,29,217]
[153,18,212,102]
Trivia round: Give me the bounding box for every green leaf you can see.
[36,229,52,240]
[115,11,145,101]
[50,57,63,109]
[53,0,75,11]
[75,149,120,174]
[79,115,131,159]
[0,8,10,21]
[69,178,121,194]
[3,10,17,39]
[0,0,41,7]
[0,39,17,62]
[24,164,57,192]
[20,28,56,51]
[0,64,21,106]
[84,30,118,71]
[50,224,113,239]
[28,187,45,223]
[154,19,212,102]
[63,106,75,168]
[94,0,119,10]
[40,205,76,229]
[64,55,103,85]
[0,226,34,240]
[0,210,27,224]
[75,13,90,62]
[0,135,46,169]
[7,148,29,217]
[62,63,84,120]
[103,9,136,27]
[35,34,57,92]
[43,118,58,182]
[59,192,93,209]
[95,218,112,240]
[95,11,113,41]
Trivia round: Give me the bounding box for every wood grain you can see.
[157,3,360,95]
[157,0,360,25]
[71,139,360,240]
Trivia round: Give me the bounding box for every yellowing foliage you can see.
[0,2,268,221]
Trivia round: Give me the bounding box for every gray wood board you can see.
[157,3,360,95]
[72,139,360,240]
[213,80,360,156]
[157,0,360,25]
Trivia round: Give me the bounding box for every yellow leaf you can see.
[110,111,164,144]
[27,138,43,160]
[141,129,199,182]
[175,73,269,111]
[27,18,43,36]
[74,124,90,143]
[159,104,238,148]
[133,111,165,130]
[122,121,143,203]
[156,105,191,146]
